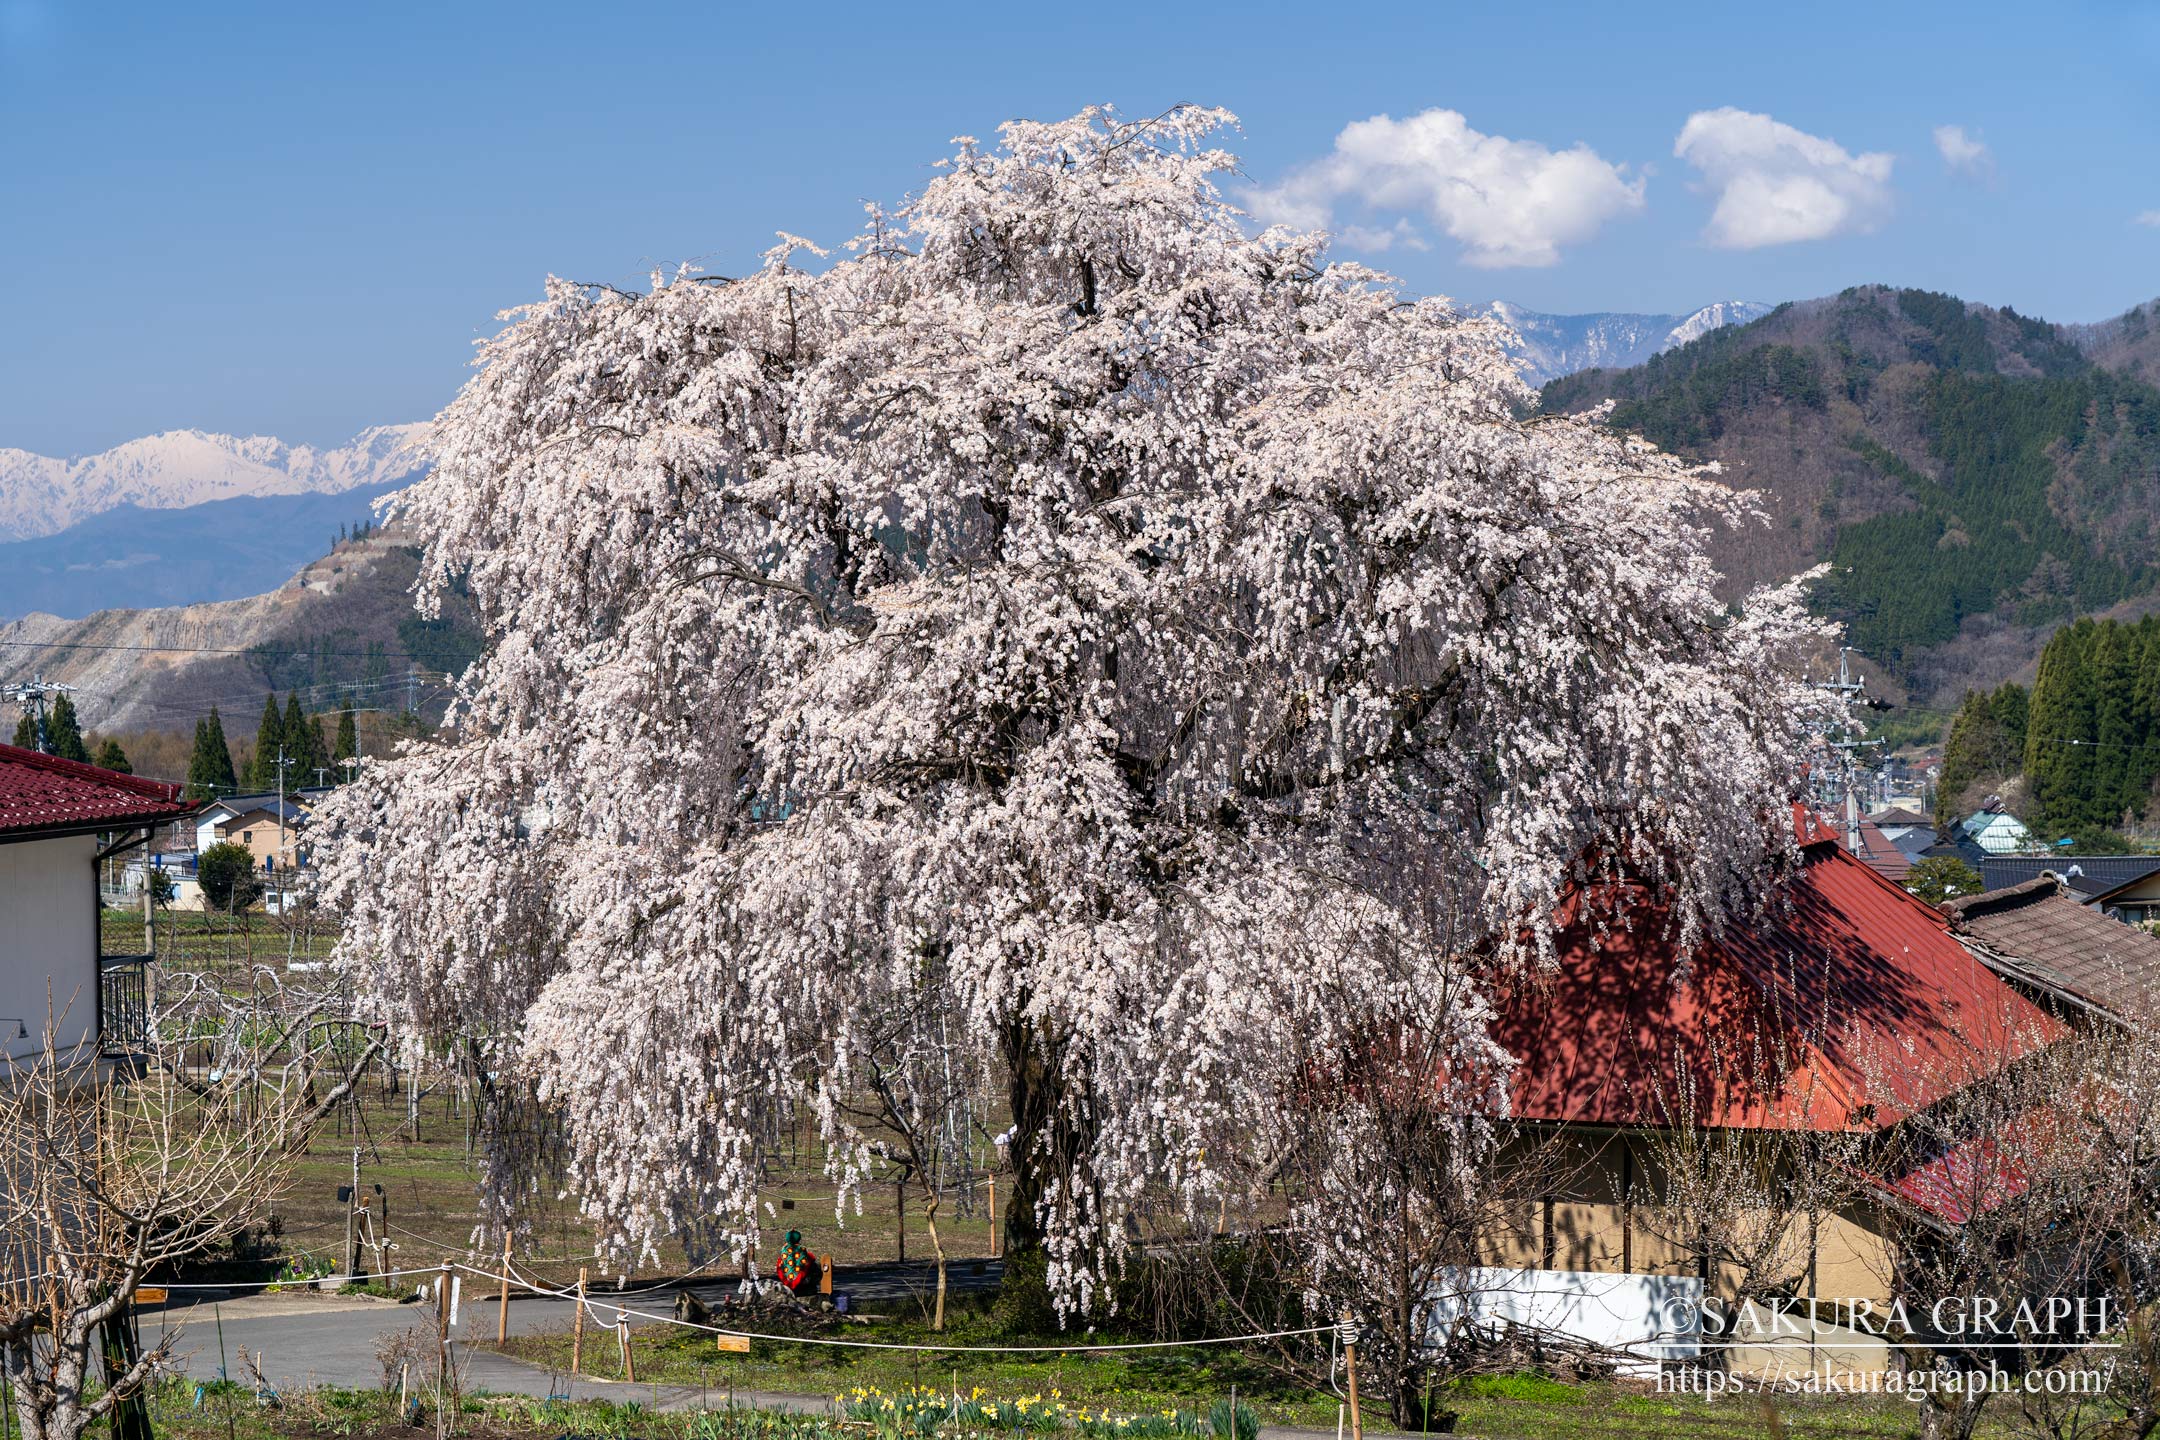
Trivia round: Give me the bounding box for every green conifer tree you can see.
[250,694,285,789]
[1937,690,2004,827]
[186,709,238,801]
[1987,683,2029,757]
[2090,625,2140,825]
[93,738,132,773]
[333,701,359,779]
[2025,619,2101,834]
[282,692,320,776]
[10,711,34,750]
[45,694,89,763]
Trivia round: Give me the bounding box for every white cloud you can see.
[2136,210,2160,229]
[1674,108,1894,249]
[1336,218,1430,253]
[1248,108,1644,268]
[1932,124,1993,178]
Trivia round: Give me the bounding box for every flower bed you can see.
[837,1387,1260,1440]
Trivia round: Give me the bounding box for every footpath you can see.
[153,1281,1357,1439]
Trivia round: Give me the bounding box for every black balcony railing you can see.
[99,955,151,1056]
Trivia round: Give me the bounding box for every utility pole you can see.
[275,747,292,896]
[407,665,418,715]
[2,676,75,754]
[1813,649,1882,853]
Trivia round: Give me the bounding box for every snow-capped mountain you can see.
[1487,301,1775,386]
[0,423,429,543]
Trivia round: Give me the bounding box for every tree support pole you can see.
[571,1269,587,1376]
[1342,1315,1363,1440]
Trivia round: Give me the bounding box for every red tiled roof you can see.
[1488,819,2067,1133]
[0,742,194,838]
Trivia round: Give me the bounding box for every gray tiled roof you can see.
[1945,878,2160,1022]
[1977,855,2160,900]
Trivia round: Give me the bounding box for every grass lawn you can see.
[115,1365,2074,1440]
[228,1085,1000,1288]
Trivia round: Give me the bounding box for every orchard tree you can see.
[317,107,1837,1321]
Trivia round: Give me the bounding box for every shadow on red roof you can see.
[1488,812,2065,1133]
[0,741,194,838]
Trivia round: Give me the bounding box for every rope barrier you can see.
[463,1262,1331,1355]
[1,1263,447,1291]
[150,1265,444,1291]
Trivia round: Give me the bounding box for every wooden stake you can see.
[497,1233,512,1344]
[434,1264,451,1440]
[1342,1316,1363,1440]
[617,1314,634,1383]
[570,1269,586,1376]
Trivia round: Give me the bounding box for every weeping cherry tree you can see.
[315,105,1837,1324]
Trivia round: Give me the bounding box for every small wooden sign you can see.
[132,1288,168,1305]
[715,1334,751,1354]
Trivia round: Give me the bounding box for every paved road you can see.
[152,1257,1008,1400]
[149,1265,1352,1438]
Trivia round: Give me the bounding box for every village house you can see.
[1944,875,2160,1025]
[1960,809,2034,855]
[0,741,195,1081]
[1975,856,2160,925]
[1864,804,1935,858]
[194,789,318,870]
[1471,809,2065,1377]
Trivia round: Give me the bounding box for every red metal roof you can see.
[1488,821,2067,1133]
[0,742,194,838]
[1875,1129,2033,1225]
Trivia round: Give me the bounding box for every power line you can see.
[0,636,479,661]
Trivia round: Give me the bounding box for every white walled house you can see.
[0,742,195,1078]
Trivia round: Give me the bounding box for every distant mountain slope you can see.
[0,480,413,620]
[1540,286,2160,704]
[0,525,480,735]
[1489,300,1773,385]
[0,424,426,543]
[2064,296,2160,382]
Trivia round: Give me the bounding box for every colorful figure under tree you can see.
[774,1230,820,1294]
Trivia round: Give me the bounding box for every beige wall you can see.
[215,812,297,871]
[1482,1127,1897,1308]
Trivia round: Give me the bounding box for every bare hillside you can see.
[0,527,476,734]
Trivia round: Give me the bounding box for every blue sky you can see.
[4,0,2156,456]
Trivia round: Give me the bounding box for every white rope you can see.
[463,1263,1331,1354]
[145,1264,443,1291]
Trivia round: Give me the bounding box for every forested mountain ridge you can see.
[1540,286,2160,705]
